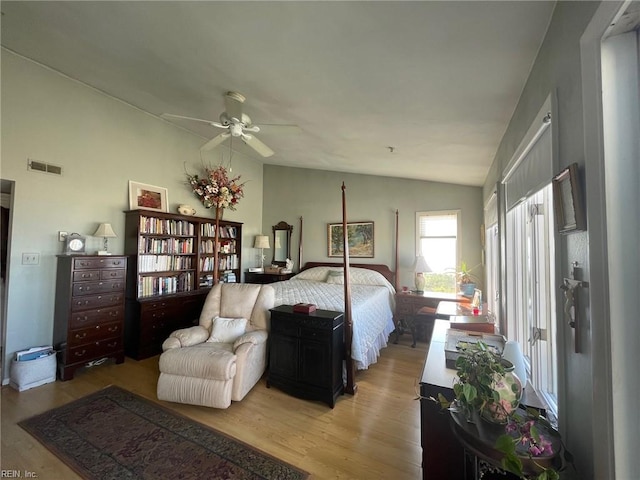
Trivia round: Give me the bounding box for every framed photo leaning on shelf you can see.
[129,181,168,212]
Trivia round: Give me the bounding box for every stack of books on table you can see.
[15,345,54,362]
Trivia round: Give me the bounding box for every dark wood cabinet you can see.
[245,271,294,284]
[124,292,205,359]
[268,305,344,408]
[53,255,127,380]
[123,210,242,359]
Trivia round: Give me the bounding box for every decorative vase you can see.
[482,366,523,424]
[177,204,196,216]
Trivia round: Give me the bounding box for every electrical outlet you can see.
[58,231,68,242]
[22,253,40,265]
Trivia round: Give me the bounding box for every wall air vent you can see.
[27,159,62,176]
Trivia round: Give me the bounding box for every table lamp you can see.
[413,255,431,293]
[253,235,270,271]
[93,223,117,255]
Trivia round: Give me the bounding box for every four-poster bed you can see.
[271,183,399,395]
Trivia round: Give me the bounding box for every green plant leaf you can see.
[462,383,477,403]
[495,434,517,455]
[500,455,523,476]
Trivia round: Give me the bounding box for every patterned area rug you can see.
[19,385,309,480]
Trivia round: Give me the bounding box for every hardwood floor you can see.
[1,340,426,479]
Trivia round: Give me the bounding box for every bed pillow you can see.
[348,267,391,287]
[207,316,248,343]
[325,269,344,284]
[291,266,333,282]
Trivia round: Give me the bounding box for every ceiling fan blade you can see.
[201,132,231,151]
[257,124,302,135]
[242,134,274,157]
[161,113,227,129]
[224,91,245,122]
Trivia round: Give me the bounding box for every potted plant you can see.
[457,261,480,296]
[433,341,571,480]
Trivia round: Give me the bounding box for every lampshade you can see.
[414,255,431,273]
[93,223,117,238]
[253,235,270,249]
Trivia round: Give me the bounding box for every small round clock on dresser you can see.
[63,233,86,255]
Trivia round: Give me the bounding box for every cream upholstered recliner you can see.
[157,283,275,409]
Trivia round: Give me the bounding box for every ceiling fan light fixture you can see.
[230,123,243,137]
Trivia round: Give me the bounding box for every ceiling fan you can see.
[162,91,299,158]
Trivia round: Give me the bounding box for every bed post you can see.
[341,182,357,395]
[298,216,303,272]
[395,209,399,291]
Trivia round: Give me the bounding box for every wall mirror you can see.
[272,221,293,266]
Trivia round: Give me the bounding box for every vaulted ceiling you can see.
[1,1,556,186]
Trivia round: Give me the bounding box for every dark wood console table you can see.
[419,319,465,479]
[420,319,547,479]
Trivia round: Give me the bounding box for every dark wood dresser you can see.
[245,271,295,284]
[267,305,344,408]
[53,255,127,380]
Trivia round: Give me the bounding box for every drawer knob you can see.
[74,349,86,357]
[75,332,87,339]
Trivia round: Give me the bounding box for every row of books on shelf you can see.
[199,255,239,271]
[139,216,195,236]
[200,223,238,239]
[138,272,193,297]
[200,239,236,254]
[139,237,194,254]
[139,255,193,273]
[220,271,237,283]
[198,271,237,287]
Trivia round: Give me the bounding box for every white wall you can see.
[262,165,484,289]
[0,51,265,381]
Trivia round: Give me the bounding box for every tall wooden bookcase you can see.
[123,209,243,359]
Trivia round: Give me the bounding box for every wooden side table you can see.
[394,292,466,347]
[245,271,295,284]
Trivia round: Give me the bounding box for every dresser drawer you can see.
[72,280,125,296]
[141,299,175,312]
[69,321,122,346]
[67,336,122,364]
[73,269,125,282]
[73,270,101,282]
[73,257,126,270]
[71,292,124,311]
[271,317,300,337]
[70,305,124,329]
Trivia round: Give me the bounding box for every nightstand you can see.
[267,305,344,408]
[245,271,295,284]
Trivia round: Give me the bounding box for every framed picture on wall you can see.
[552,163,585,234]
[128,181,169,212]
[327,221,374,258]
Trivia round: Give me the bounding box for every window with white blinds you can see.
[416,211,460,293]
[501,96,558,419]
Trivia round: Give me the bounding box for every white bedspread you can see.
[271,271,396,370]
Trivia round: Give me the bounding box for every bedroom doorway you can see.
[0,179,14,379]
